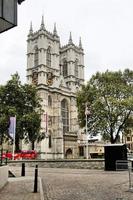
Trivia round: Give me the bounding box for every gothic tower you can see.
[26,17,85,159]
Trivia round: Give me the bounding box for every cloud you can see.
[0,0,133,84]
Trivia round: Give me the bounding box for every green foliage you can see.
[77,69,133,143]
[0,73,43,150]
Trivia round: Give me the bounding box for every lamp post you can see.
[0,0,25,33]
[85,103,91,159]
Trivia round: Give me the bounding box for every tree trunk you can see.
[15,137,20,152]
[110,128,115,143]
[31,141,35,150]
[110,132,120,144]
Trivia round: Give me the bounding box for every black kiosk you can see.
[104,144,127,171]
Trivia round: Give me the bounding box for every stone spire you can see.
[29,21,33,35]
[68,32,73,44]
[53,23,57,36]
[40,15,45,30]
[79,37,82,49]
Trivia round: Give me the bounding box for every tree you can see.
[23,112,43,150]
[0,85,8,145]
[122,117,133,145]
[77,69,133,143]
[0,73,43,151]
[0,74,23,148]
[22,84,44,150]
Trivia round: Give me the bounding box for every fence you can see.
[116,159,133,192]
[116,160,128,171]
[128,161,133,191]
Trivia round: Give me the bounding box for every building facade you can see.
[26,17,85,159]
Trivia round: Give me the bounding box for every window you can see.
[62,59,68,77]
[46,46,51,67]
[48,95,52,107]
[34,47,38,67]
[75,59,78,77]
[79,146,84,157]
[32,71,38,85]
[61,99,69,133]
[127,137,131,142]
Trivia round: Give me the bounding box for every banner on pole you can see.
[8,116,16,139]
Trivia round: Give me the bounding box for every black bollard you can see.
[33,165,38,193]
[21,163,25,176]
[5,150,8,165]
[0,148,3,165]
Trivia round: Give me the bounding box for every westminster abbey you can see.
[26,17,85,159]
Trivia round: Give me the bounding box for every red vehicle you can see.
[2,150,37,160]
[2,152,21,160]
[21,150,37,159]
[2,152,12,160]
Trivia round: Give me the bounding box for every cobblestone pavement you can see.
[5,167,133,200]
[0,177,40,200]
[39,168,133,200]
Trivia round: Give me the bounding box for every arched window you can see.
[61,99,69,133]
[48,95,52,107]
[46,46,51,67]
[62,59,68,77]
[34,47,38,67]
[75,59,78,77]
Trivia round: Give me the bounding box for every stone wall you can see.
[8,159,105,170]
[0,165,8,189]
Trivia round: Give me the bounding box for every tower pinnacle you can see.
[68,32,73,44]
[53,23,57,36]
[79,37,82,49]
[40,15,45,30]
[29,21,33,35]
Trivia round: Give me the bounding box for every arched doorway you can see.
[66,148,73,159]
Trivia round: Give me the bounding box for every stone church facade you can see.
[26,17,85,159]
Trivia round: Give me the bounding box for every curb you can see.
[39,177,44,200]
[8,176,44,200]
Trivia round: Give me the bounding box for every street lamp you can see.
[85,103,91,159]
[0,0,25,33]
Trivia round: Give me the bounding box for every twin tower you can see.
[26,16,85,159]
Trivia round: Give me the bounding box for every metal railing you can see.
[128,161,133,191]
[116,160,133,191]
[116,160,128,171]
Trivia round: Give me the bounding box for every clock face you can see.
[47,72,54,86]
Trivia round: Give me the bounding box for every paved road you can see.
[10,167,133,200]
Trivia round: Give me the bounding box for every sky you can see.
[0,0,133,84]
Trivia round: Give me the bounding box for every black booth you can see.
[104,144,127,171]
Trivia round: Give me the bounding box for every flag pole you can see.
[12,116,16,160]
[85,104,91,159]
[85,104,89,159]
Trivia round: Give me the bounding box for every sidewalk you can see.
[0,177,40,200]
